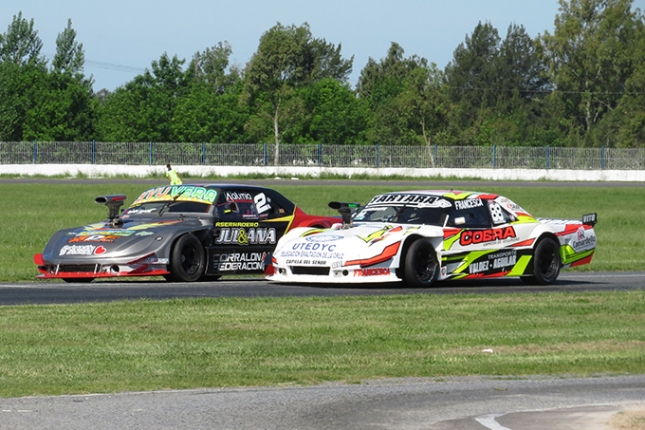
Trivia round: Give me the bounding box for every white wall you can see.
[2,164,645,182]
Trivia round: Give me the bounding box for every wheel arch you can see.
[164,229,210,267]
[395,234,442,279]
[523,232,561,276]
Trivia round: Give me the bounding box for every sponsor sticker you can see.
[354,267,391,277]
[454,198,483,210]
[59,245,106,256]
[305,235,344,243]
[488,250,517,269]
[366,194,452,208]
[215,228,276,245]
[144,258,169,264]
[68,235,119,243]
[225,191,253,202]
[571,227,596,251]
[469,260,489,274]
[278,249,344,259]
[213,252,266,271]
[459,227,516,246]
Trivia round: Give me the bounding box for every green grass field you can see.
[3,182,644,282]
[0,181,644,398]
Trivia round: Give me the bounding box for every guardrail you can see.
[1,141,644,170]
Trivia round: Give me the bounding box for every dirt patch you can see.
[609,406,645,430]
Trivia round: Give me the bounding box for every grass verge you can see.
[0,291,643,398]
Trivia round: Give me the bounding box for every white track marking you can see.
[475,414,512,430]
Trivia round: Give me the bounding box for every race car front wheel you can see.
[521,236,561,285]
[403,239,439,288]
[166,234,205,282]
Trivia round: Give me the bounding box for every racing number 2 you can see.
[254,193,271,214]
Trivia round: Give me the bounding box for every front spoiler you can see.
[34,253,170,280]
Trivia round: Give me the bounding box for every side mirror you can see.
[224,202,238,214]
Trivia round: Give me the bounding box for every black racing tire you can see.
[403,239,439,288]
[166,234,205,282]
[521,236,561,285]
[62,278,94,283]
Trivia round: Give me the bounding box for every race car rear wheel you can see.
[521,236,561,285]
[166,234,205,282]
[403,239,438,288]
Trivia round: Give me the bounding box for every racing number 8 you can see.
[489,202,506,224]
[254,193,271,214]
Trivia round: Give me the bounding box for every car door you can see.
[205,187,293,275]
[444,196,520,277]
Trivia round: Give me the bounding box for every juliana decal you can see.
[215,228,276,245]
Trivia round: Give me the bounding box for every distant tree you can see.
[0,12,45,67]
[96,53,188,142]
[444,21,501,131]
[189,41,241,91]
[52,19,86,78]
[173,44,249,144]
[357,43,446,147]
[444,21,554,146]
[243,22,353,163]
[0,62,26,140]
[298,78,369,145]
[23,72,96,141]
[542,0,641,146]
[611,14,645,147]
[397,62,449,152]
[17,18,98,141]
[0,12,48,140]
[357,43,412,108]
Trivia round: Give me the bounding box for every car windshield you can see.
[124,201,211,215]
[354,204,450,226]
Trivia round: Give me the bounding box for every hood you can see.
[274,222,443,262]
[41,215,207,264]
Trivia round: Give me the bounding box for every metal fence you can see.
[1,141,644,170]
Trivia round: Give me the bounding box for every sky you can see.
[2,0,644,92]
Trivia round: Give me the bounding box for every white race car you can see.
[267,190,597,287]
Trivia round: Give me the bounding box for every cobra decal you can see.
[459,227,516,246]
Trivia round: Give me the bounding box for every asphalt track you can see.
[3,178,644,429]
[1,271,644,305]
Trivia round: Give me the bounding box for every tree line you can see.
[1,0,643,150]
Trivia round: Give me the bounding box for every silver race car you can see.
[35,184,338,283]
[268,190,597,286]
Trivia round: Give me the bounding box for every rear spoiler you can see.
[328,201,361,228]
[582,213,597,226]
